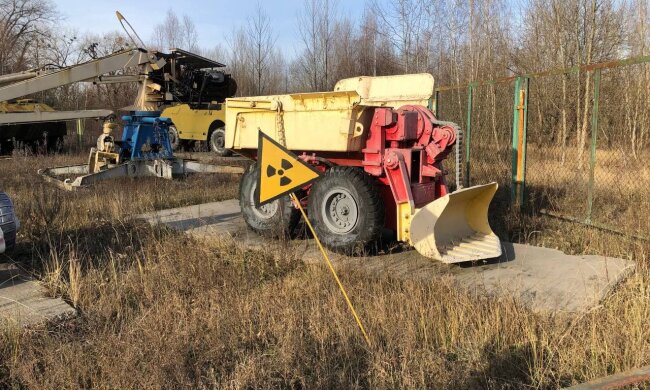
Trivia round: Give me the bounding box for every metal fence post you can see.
[465,84,473,188]
[510,77,529,208]
[433,90,440,117]
[76,118,85,149]
[511,77,521,205]
[586,69,601,223]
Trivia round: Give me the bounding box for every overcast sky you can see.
[54,0,367,59]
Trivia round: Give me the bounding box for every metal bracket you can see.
[38,159,244,191]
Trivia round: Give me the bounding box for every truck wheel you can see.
[168,125,180,151]
[308,167,384,255]
[210,127,232,157]
[239,163,299,238]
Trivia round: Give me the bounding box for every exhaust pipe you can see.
[409,182,502,263]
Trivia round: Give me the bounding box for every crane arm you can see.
[0,48,163,102]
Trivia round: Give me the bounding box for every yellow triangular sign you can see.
[257,131,322,206]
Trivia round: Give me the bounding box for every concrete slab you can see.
[0,262,76,326]
[138,200,636,314]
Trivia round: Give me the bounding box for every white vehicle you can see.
[0,192,18,254]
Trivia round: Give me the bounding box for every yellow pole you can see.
[289,193,372,347]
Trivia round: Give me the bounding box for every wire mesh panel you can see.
[435,88,467,192]
[434,56,650,238]
[525,72,591,220]
[468,82,513,190]
[435,84,512,194]
[436,87,468,127]
[590,64,650,236]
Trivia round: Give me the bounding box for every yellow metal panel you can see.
[225,91,366,152]
[161,103,226,142]
[396,202,414,243]
[334,73,434,107]
[225,74,436,153]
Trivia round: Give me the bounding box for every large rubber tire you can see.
[239,163,300,238]
[168,125,180,151]
[308,166,384,255]
[210,127,232,157]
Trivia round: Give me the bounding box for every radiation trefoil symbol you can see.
[256,131,322,207]
[266,158,294,187]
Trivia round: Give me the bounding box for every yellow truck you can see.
[161,102,230,156]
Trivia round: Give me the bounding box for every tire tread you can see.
[308,166,384,254]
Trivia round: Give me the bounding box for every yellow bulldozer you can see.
[224,74,501,263]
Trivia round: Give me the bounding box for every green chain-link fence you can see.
[434,56,650,239]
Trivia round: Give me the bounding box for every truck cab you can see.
[154,50,236,156]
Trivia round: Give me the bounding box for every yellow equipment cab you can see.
[155,50,237,156]
[161,102,229,156]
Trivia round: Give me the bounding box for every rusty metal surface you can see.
[565,366,650,389]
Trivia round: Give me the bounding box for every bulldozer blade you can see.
[409,182,502,263]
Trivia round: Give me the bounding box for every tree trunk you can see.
[577,0,597,169]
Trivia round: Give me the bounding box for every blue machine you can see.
[119,111,174,160]
[39,110,230,190]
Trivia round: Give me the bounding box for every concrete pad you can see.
[0,262,76,326]
[138,200,636,314]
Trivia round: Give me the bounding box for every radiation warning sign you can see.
[256,131,322,206]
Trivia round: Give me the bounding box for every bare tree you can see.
[624,0,649,157]
[370,0,425,73]
[150,9,199,52]
[295,0,338,91]
[0,0,55,74]
[331,18,356,81]
[227,27,253,96]
[205,43,227,63]
[246,3,276,95]
[357,9,378,76]
[181,14,199,52]
[223,4,284,96]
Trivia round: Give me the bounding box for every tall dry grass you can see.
[0,153,648,388]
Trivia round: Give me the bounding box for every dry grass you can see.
[0,152,648,389]
[463,141,650,241]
